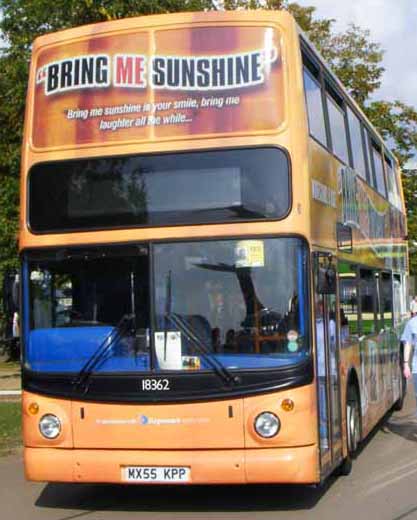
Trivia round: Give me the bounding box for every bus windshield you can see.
[24,238,309,374]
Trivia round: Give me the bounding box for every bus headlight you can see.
[39,414,61,439]
[254,412,280,438]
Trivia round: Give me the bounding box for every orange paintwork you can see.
[23,388,319,484]
[24,445,318,484]
[71,397,246,450]
[244,384,317,448]
[20,10,308,252]
[23,385,318,451]
[22,392,73,448]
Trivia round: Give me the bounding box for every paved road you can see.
[2,386,417,520]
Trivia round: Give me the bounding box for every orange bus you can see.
[10,10,409,485]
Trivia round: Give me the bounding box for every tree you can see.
[318,24,385,107]
[364,101,417,167]
[402,171,417,275]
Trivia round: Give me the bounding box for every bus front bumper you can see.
[24,445,319,484]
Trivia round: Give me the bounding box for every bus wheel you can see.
[339,385,360,476]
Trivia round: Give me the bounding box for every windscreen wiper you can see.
[167,313,240,387]
[72,313,135,394]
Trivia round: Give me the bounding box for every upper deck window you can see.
[326,87,349,164]
[370,142,387,198]
[385,155,401,209]
[364,130,375,187]
[303,67,327,146]
[28,147,290,233]
[346,107,366,180]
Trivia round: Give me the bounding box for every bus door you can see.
[314,253,342,473]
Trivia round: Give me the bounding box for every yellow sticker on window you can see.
[235,240,265,267]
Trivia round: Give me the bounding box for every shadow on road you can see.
[383,413,417,443]
[382,378,417,443]
[35,476,337,514]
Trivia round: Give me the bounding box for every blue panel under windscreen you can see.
[26,327,150,373]
[200,353,307,370]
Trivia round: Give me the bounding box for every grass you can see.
[0,402,21,455]
[0,361,20,372]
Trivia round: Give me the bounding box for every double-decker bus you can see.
[12,10,408,485]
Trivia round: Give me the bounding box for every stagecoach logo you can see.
[36,47,278,96]
[95,415,211,426]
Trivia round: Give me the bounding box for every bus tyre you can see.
[339,385,360,476]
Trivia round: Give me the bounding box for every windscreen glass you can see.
[26,246,151,373]
[29,148,290,232]
[24,238,309,374]
[153,238,309,371]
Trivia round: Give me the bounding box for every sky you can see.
[296,0,417,107]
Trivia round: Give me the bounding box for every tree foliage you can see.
[364,101,417,167]
[318,24,385,107]
[402,172,417,274]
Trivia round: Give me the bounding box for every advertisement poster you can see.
[32,26,284,148]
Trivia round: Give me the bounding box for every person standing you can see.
[410,296,417,317]
[401,314,417,382]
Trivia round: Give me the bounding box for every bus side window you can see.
[346,106,367,180]
[385,154,401,210]
[325,85,349,165]
[359,268,377,335]
[393,273,408,326]
[303,66,327,147]
[370,142,388,199]
[364,130,376,188]
[338,262,359,344]
[380,272,393,331]
[392,275,401,327]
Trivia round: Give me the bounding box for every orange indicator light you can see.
[28,402,39,415]
[281,399,294,412]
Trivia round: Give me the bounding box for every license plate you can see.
[121,466,190,483]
